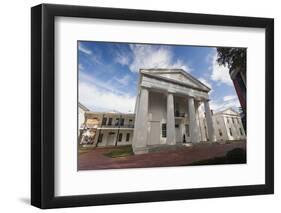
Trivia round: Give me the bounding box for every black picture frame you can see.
[31,3,274,209]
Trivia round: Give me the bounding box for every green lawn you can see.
[104,146,133,158]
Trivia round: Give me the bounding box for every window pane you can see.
[118,133,122,141]
[126,133,130,141]
[162,123,167,138]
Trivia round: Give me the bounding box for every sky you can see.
[78,41,241,113]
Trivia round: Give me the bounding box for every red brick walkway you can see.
[78,141,246,170]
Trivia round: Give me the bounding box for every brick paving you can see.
[78,141,246,170]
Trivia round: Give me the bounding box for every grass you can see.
[104,146,133,158]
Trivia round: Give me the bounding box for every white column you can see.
[204,100,216,142]
[132,87,149,154]
[195,102,203,141]
[188,97,201,143]
[167,93,176,145]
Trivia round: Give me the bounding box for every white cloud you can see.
[115,51,130,66]
[198,78,213,93]
[223,95,236,102]
[78,44,92,55]
[210,51,233,86]
[115,74,131,86]
[79,72,136,113]
[115,44,191,73]
[79,43,102,65]
[210,95,240,112]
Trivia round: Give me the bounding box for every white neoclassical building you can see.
[211,108,246,141]
[132,69,215,154]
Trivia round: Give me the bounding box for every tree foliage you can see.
[216,48,246,74]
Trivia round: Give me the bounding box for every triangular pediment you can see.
[140,69,210,92]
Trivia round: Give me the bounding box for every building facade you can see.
[211,108,246,141]
[132,69,215,154]
[80,112,135,147]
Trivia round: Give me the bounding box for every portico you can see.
[132,68,215,154]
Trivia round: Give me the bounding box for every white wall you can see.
[0,0,280,212]
[213,114,246,141]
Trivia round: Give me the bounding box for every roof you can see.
[140,68,211,92]
[85,111,135,117]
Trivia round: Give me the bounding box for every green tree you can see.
[216,48,246,74]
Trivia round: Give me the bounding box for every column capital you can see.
[187,95,196,100]
[166,89,176,95]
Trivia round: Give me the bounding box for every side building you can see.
[81,112,135,147]
[211,108,246,142]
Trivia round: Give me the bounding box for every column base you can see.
[167,141,176,145]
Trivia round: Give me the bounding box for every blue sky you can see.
[78,41,240,113]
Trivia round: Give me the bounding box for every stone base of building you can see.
[133,141,221,154]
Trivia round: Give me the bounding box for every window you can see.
[97,133,103,142]
[185,124,190,137]
[229,128,232,136]
[126,133,130,142]
[102,117,107,125]
[239,128,243,136]
[115,118,119,126]
[162,123,167,138]
[108,117,112,126]
[120,118,124,126]
[118,133,123,142]
[128,119,134,127]
[175,124,179,128]
[219,129,223,136]
[232,117,235,124]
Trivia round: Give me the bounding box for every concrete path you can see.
[78,141,246,170]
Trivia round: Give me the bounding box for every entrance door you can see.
[107,132,116,146]
[148,121,160,145]
[175,124,182,143]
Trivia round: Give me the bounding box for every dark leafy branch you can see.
[216,48,246,74]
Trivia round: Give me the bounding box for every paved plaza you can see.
[78,141,246,170]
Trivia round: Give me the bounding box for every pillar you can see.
[204,100,216,142]
[132,87,149,154]
[166,93,176,145]
[188,97,201,143]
